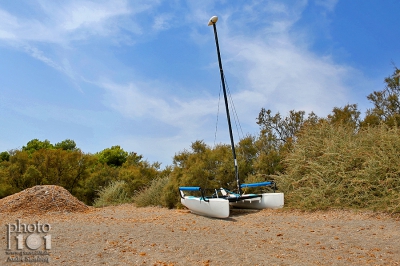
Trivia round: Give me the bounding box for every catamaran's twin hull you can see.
[180,192,284,219]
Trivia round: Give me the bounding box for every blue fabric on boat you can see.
[240,181,273,188]
[179,186,201,191]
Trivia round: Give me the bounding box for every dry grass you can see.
[133,176,169,207]
[275,123,400,215]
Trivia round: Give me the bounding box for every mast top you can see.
[208,16,218,26]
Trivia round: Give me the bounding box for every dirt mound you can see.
[0,185,90,214]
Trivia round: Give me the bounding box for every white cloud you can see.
[152,13,173,31]
[225,35,352,116]
[100,80,218,130]
[56,1,130,31]
[314,0,339,12]
[0,0,157,45]
[0,9,18,39]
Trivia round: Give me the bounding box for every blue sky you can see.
[0,0,399,167]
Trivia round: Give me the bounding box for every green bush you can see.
[93,180,132,207]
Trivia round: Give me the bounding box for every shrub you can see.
[93,180,132,207]
[133,176,170,207]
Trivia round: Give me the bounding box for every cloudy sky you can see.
[0,0,398,167]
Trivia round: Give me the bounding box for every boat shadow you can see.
[230,208,260,218]
[203,208,260,222]
[187,208,260,221]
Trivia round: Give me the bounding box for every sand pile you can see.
[0,185,90,214]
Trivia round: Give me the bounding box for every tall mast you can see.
[208,16,241,194]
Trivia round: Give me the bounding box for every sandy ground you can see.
[1,205,399,266]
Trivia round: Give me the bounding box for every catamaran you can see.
[179,16,284,218]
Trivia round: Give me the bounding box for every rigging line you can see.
[223,74,245,141]
[214,81,223,147]
[231,95,245,141]
[227,84,244,140]
[222,73,249,164]
[223,74,252,166]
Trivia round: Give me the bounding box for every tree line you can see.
[0,140,168,205]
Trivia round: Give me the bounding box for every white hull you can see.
[230,192,284,209]
[181,197,230,218]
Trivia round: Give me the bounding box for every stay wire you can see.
[214,83,222,148]
[223,74,244,141]
[214,73,246,161]
[214,77,244,147]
